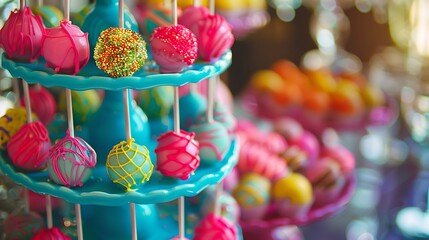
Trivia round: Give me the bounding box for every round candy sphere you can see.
[94,27,147,78]
[47,131,97,187]
[20,85,56,126]
[189,120,229,164]
[196,14,234,62]
[150,24,198,73]
[198,102,236,138]
[155,130,200,180]
[178,5,209,34]
[106,138,154,191]
[32,227,71,240]
[0,6,46,62]
[31,5,63,27]
[0,107,32,149]
[233,173,271,209]
[178,92,207,130]
[41,20,89,75]
[7,121,51,171]
[58,90,101,125]
[4,211,45,240]
[139,86,174,118]
[193,213,237,240]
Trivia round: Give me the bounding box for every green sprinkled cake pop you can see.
[94,27,147,78]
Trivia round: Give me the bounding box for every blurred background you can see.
[0,0,429,239]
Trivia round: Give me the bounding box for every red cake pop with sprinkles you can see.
[150,24,198,73]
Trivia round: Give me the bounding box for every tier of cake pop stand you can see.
[240,89,399,134]
[0,50,241,239]
[240,174,356,239]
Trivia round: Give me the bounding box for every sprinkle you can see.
[94,28,148,78]
[150,25,198,65]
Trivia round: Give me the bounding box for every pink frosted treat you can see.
[7,121,51,171]
[0,6,46,62]
[47,131,97,187]
[287,130,320,164]
[280,145,308,172]
[304,158,345,206]
[150,25,198,73]
[32,227,71,240]
[178,6,209,34]
[319,145,355,176]
[41,20,89,75]
[20,85,56,126]
[261,131,288,155]
[196,14,234,62]
[155,130,200,180]
[238,141,287,181]
[193,213,237,240]
[273,117,304,140]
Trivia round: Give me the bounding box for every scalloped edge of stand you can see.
[1,50,232,91]
[0,139,238,206]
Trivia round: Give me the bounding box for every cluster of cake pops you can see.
[0,0,238,238]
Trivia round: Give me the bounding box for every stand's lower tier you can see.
[0,139,238,206]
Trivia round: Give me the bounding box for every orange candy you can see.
[302,87,330,114]
[271,59,309,87]
[271,82,302,106]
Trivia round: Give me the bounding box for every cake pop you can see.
[47,131,97,187]
[150,24,198,73]
[41,20,90,75]
[319,144,355,176]
[238,142,287,181]
[198,102,236,138]
[0,6,46,62]
[155,130,200,180]
[94,27,147,77]
[189,120,229,164]
[196,14,234,62]
[7,121,51,171]
[139,86,174,118]
[31,5,63,27]
[178,5,209,33]
[287,130,320,164]
[20,85,56,126]
[272,173,313,218]
[4,211,45,240]
[193,213,237,240]
[0,108,33,149]
[58,90,101,125]
[233,173,270,220]
[106,138,154,191]
[200,190,241,223]
[32,227,71,240]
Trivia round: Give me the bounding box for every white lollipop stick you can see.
[12,79,21,107]
[206,0,224,217]
[22,81,32,123]
[116,1,137,239]
[170,1,186,238]
[46,195,53,228]
[20,0,24,9]
[75,204,83,240]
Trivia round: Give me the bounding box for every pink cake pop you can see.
[319,145,355,176]
[287,130,320,164]
[47,130,97,187]
[149,24,198,73]
[196,14,234,62]
[237,141,287,181]
[178,6,209,33]
[193,213,237,240]
[0,6,46,62]
[155,130,200,180]
[7,121,51,171]
[32,227,71,240]
[4,211,45,240]
[273,117,304,140]
[41,20,89,75]
[20,85,56,126]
